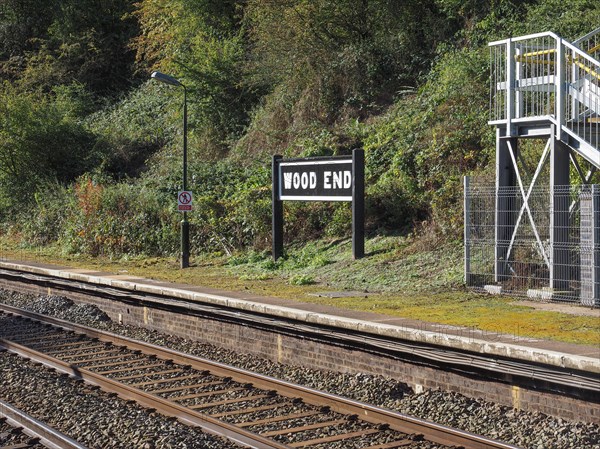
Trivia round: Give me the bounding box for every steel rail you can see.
[0,267,596,396]
[0,398,90,449]
[0,304,521,449]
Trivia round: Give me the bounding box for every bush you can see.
[0,84,99,210]
[16,176,178,257]
[60,178,179,257]
[86,81,178,180]
[18,182,75,246]
[360,46,493,236]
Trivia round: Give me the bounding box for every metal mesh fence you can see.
[465,178,599,305]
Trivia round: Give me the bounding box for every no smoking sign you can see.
[177,190,193,211]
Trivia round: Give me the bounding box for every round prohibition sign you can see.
[178,191,192,205]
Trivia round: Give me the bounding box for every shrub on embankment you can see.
[14,160,351,257]
[1,0,599,259]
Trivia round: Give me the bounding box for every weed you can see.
[228,250,269,266]
[260,259,281,270]
[289,274,316,285]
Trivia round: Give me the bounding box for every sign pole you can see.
[352,149,365,259]
[464,176,471,285]
[272,155,284,260]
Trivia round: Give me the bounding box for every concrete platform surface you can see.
[0,259,598,374]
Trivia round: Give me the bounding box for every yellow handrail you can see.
[587,43,600,54]
[572,58,600,81]
[519,48,556,57]
[514,57,555,65]
[513,51,600,82]
[516,44,598,62]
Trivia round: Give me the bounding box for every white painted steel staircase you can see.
[490,28,600,167]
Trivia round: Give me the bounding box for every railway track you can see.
[0,264,596,400]
[0,399,88,449]
[0,303,520,449]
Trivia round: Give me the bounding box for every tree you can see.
[133,0,255,154]
[236,0,452,155]
[0,0,54,80]
[0,84,98,208]
[249,1,451,102]
[2,0,139,95]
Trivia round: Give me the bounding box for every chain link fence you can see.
[465,178,599,305]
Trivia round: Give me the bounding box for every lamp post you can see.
[151,71,190,268]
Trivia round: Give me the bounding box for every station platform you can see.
[0,258,598,375]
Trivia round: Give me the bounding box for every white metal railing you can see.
[574,27,600,58]
[490,30,600,167]
[564,38,600,162]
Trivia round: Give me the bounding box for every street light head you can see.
[151,71,182,87]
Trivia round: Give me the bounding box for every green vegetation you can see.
[2,0,598,253]
[0,1,599,343]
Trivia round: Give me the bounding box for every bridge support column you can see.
[550,132,571,292]
[495,129,518,283]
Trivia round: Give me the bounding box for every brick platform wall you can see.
[1,278,597,424]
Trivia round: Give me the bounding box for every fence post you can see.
[595,184,599,306]
[555,38,566,141]
[464,176,471,286]
[506,39,515,136]
[495,131,518,282]
[580,185,599,305]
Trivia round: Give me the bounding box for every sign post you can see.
[272,149,365,260]
[352,149,365,259]
[177,190,192,269]
[272,155,284,260]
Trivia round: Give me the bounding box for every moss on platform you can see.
[1,235,598,347]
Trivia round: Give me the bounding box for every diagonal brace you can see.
[505,139,551,268]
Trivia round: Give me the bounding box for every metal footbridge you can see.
[465,29,599,305]
[490,28,599,167]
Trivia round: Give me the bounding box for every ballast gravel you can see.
[0,353,240,449]
[1,289,599,449]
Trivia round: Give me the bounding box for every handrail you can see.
[573,27,600,46]
[563,39,600,66]
[490,28,600,50]
[589,43,600,54]
[518,48,556,58]
[514,40,600,65]
[571,59,600,81]
[488,31,560,47]
[489,30,599,168]
[496,39,600,65]
[516,52,600,76]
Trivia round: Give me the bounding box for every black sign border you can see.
[272,150,364,260]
